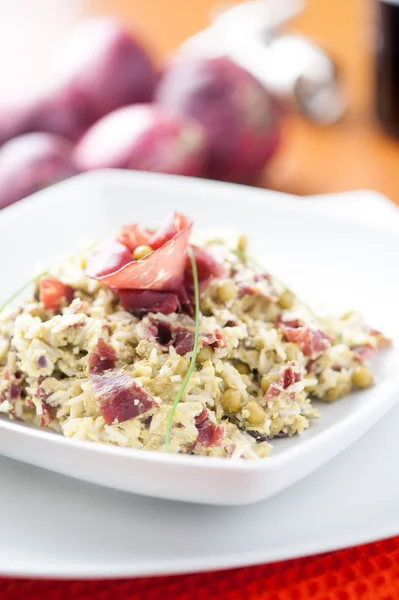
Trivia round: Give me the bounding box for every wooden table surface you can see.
[3,0,399,205]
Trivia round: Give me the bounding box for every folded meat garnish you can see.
[85,240,132,280]
[85,213,222,316]
[86,212,193,293]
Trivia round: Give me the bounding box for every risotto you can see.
[0,212,390,459]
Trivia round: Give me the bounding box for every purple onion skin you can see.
[0,18,159,147]
[156,56,281,184]
[37,355,48,368]
[0,133,79,209]
[0,98,35,148]
[49,18,159,131]
[0,91,90,148]
[246,430,270,443]
[73,104,207,177]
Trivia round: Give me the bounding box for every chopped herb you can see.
[0,270,48,315]
[165,247,200,452]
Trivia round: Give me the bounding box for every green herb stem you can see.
[165,247,200,452]
[0,270,48,315]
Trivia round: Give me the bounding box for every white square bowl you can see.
[0,170,398,505]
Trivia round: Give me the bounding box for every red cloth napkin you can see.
[1,535,399,599]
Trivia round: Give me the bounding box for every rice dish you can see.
[0,212,390,459]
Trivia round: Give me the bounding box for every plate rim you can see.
[0,518,397,580]
[2,169,398,239]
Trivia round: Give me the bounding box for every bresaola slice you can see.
[119,289,180,315]
[118,224,153,253]
[149,212,191,250]
[101,226,190,290]
[86,239,132,279]
[89,338,118,373]
[351,344,375,362]
[264,363,301,403]
[147,319,195,355]
[185,245,224,292]
[85,212,224,316]
[89,338,155,425]
[281,363,299,389]
[142,318,225,355]
[173,327,196,355]
[281,324,332,358]
[91,370,155,425]
[118,214,192,254]
[194,406,224,447]
[86,212,193,292]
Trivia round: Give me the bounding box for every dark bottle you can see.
[375,0,399,137]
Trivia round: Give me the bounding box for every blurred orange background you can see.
[3,0,399,204]
[91,0,399,204]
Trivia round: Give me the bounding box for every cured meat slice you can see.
[85,240,132,279]
[89,338,118,374]
[351,344,375,362]
[118,224,152,252]
[194,407,224,447]
[282,324,332,358]
[90,369,155,425]
[118,289,180,315]
[184,245,223,292]
[149,212,192,250]
[87,214,193,292]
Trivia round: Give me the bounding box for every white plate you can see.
[0,170,398,507]
[2,400,399,579]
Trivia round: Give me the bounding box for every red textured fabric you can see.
[2,536,399,599]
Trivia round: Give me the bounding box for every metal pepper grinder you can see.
[178,0,346,124]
